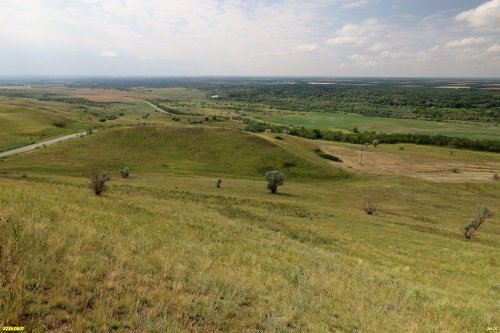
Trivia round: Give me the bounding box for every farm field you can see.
[245,110,500,141]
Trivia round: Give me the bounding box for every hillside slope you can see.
[0,125,346,179]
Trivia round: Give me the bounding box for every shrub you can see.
[120,167,130,179]
[318,153,342,162]
[494,173,499,180]
[53,120,66,128]
[216,179,222,188]
[274,136,284,140]
[452,167,461,173]
[364,200,377,215]
[89,167,110,196]
[464,206,495,239]
[266,170,285,194]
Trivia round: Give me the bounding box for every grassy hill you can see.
[0,125,346,180]
[0,97,94,152]
[0,125,499,332]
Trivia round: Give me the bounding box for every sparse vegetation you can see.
[88,166,110,195]
[120,166,130,178]
[464,206,495,239]
[364,200,378,215]
[265,170,285,194]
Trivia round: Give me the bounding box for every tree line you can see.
[244,122,500,153]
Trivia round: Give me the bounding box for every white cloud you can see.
[368,43,390,52]
[342,1,370,9]
[445,37,489,48]
[347,53,377,66]
[295,44,318,52]
[487,44,500,53]
[380,50,403,59]
[327,19,384,47]
[0,0,498,76]
[456,0,500,31]
[99,51,118,58]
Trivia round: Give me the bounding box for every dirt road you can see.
[142,101,174,115]
[0,131,89,158]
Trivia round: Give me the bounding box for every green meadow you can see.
[245,110,500,141]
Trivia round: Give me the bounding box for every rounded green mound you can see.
[0,126,347,179]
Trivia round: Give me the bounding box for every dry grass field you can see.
[320,143,500,182]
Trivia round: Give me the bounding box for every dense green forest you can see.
[210,83,500,123]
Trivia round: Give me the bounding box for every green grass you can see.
[246,110,500,140]
[0,110,499,331]
[0,169,498,331]
[0,125,345,180]
[0,97,97,152]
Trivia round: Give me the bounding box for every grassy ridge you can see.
[0,98,93,152]
[0,126,345,180]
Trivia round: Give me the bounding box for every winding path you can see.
[0,131,89,158]
[142,100,174,115]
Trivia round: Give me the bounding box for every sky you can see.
[0,0,499,77]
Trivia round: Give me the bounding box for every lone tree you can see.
[266,170,285,194]
[216,179,222,188]
[464,205,495,239]
[372,139,379,148]
[89,166,110,196]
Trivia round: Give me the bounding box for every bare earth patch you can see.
[320,145,500,182]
